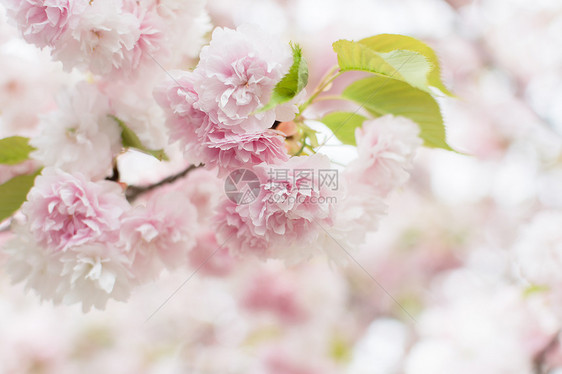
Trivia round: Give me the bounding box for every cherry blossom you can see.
[346,115,422,197]
[52,0,140,75]
[1,0,82,48]
[22,168,129,252]
[119,190,198,281]
[216,154,337,262]
[30,82,122,180]
[194,24,292,133]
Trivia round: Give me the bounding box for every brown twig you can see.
[105,163,120,182]
[534,330,560,374]
[125,164,203,202]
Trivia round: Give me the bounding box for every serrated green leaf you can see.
[342,76,452,150]
[332,40,433,93]
[319,112,367,146]
[0,136,34,165]
[359,34,453,96]
[378,50,432,92]
[260,43,309,112]
[0,169,41,222]
[111,116,169,161]
[333,40,401,78]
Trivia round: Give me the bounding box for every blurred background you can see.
[1,0,562,373]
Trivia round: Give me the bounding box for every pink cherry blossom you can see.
[154,70,208,163]
[2,225,65,304]
[21,167,130,252]
[321,181,387,262]
[201,128,289,177]
[187,230,235,277]
[53,0,140,75]
[247,154,335,239]
[58,241,134,312]
[119,190,197,281]
[260,347,338,374]
[6,168,135,311]
[30,82,122,180]
[154,71,200,119]
[99,74,169,152]
[216,154,336,261]
[513,211,562,290]
[155,70,290,174]
[154,0,211,60]
[4,225,136,312]
[215,198,270,258]
[194,24,292,133]
[347,115,422,196]
[242,269,307,323]
[1,0,83,48]
[405,280,559,374]
[180,167,224,224]
[119,0,166,77]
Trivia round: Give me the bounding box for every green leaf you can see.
[359,34,453,96]
[342,76,452,150]
[0,136,34,165]
[260,43,309,112]
[111,116,169,161]
[378,50,432,92]
[0,169,41,222]
[332,40,433,93]
[333,40,401,77]
[319,112,367,146]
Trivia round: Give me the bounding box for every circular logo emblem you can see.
[224,169,260,204]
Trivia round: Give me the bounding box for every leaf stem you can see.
[294,140,307,156]
[312,95,346,103]
[298,65,341,113]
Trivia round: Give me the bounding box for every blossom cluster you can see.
[3,0,562,372]
[0,1,423,313]
[154,24,294,175]
[4,167,200,311]
[155,24,422,263]
[1,0,209,77]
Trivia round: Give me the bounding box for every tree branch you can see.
[125,164,203,202]
[534,330,560,374]
[106,163,120,182]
